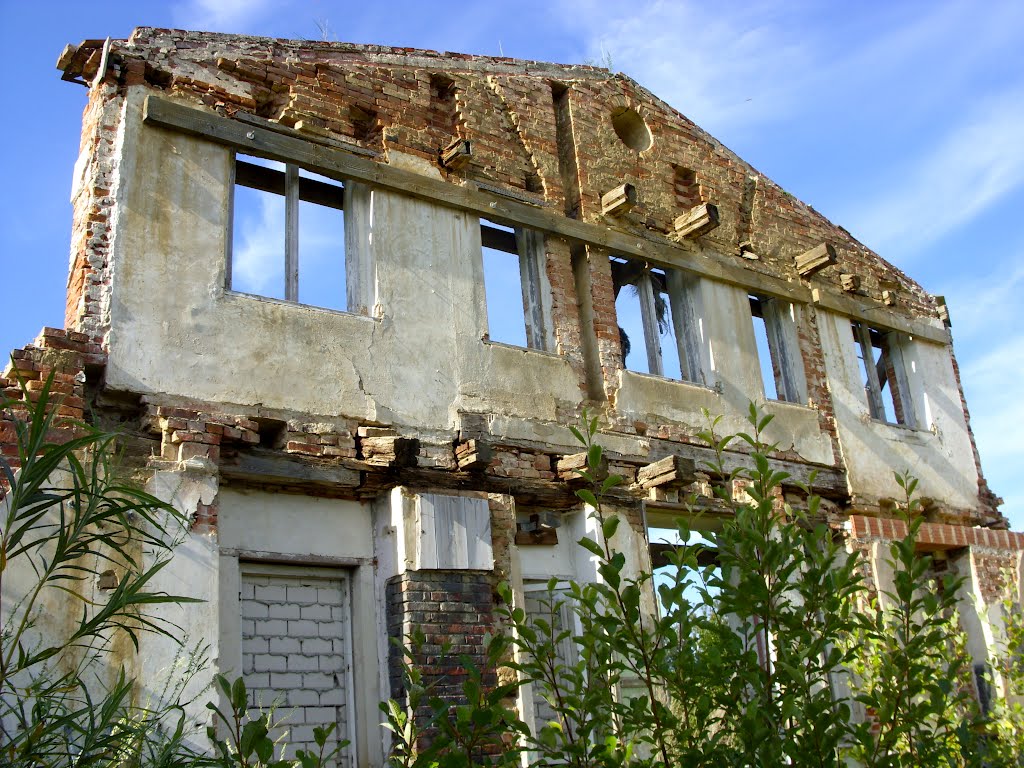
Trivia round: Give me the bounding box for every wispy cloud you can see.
[847,87,1024,255]
[564,0,815,133]
[171,0,275,33]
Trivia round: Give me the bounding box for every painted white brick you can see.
[255,584,288,601]
[301,604,332,620]
[256,618,287,635]
[241,601,269,618]
[270,637,301,654]
[303,672,334,690]
[286,586,318,604]
[302,638,332,655]
[288,620,319,637]
[254,654,287,672]
[319,688,347,706]
[270,672,303,689]
[242,636,269,653]
[287,655,319,672]
[269,603,301,619]
[290,689,320,706]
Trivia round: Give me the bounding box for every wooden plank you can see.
[221,450,361,488]
[601,183,637,216]
[795,242,836,277]
[284,163,299,301]
[440,137,471,169]
[673,203,720,239]
[637,454,697,488]
[235,160,346,210]
[233,110,381,158]
[637,271,663,376]
[143,96,946,344]
[518,227,550,350]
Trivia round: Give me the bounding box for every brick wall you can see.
[385,570,499,754]
[1,328,104,492]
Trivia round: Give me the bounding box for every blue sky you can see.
[1,0,1021,528]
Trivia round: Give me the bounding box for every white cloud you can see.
[172,0,275,32]
[564,0,815,133]
[848,88,1024,255]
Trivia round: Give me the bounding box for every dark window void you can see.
[611,256,705,384]
[480,218,551,351]
[851,321,915,426]
[230,154,347,312]
[749,295,806,404]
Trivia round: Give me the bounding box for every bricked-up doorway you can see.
[239,564,356,768]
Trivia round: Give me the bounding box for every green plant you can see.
[206,674,346,768]
[0,370,203,766]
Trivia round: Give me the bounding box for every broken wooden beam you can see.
[515,528,559,546]
[440,137,471,169]
[455,438,493,471]
[601,183,637,216]
[840,273,861,292]
[359,435,419,467]
[673,202,720,239]
[795,242,837,277]
[557,451,609,486]
[637,454,697,489]
[222,450,362,489]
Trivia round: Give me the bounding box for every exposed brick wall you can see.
[1,328,104,492]
[385,571,497,723]
[848,515,1024,551]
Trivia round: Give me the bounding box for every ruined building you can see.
[2,27,1021,764]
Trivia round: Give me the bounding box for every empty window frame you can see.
[230,153,371,313]
[748,294,807,404]
[480,218,553,350]
[611,257,705,384]
[851,321,916,427]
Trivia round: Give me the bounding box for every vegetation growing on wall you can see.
[3,378,1023,766]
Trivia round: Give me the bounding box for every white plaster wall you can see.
[103,91,580,432]
[217,488,382,768]
[817,308,980,507]
[614,280,833,465]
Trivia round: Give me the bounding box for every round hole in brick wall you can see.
[611,107,652,152]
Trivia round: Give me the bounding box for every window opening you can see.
[230,154,347,312]
[521,581,578,735]
[611,257,703,383]
[749,294,805,403]
[480,218,551,350]
[851,321,914,426]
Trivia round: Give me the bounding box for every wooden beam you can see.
[440,137,471,169]
[556,451,608,485]
[601,183,637,216]
[455,439,493,471]
[637,454,697,489]
[359,436,419,467]
[840,273,861,292]
[796,242,836,277]
[143,96,948,344]
[221,450,361,488]
[673,202,720,239]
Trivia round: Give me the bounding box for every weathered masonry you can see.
[1,28,1021,764]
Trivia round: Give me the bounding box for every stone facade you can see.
[1,27,1021,763]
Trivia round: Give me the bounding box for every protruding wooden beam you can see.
[637,454,697,489]
[360,435,419,467]
[601,183,637,216]
[440,137,471,169]
[840,273,861,292]
[795,242,837,277]
[738,240,759,260]
[455,439,493,471]
[557,451,608,486]
[935,296,951,327]
[673,202,720,239]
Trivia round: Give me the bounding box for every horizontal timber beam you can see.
[142,95,948,344]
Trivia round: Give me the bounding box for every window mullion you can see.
[637,270,663,376]
[856,322,885,419]
[284,163,300,302]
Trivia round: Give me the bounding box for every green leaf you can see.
[602,515,620,541]
[578,536,604,557]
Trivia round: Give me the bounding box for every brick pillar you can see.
[385,570,499,754]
